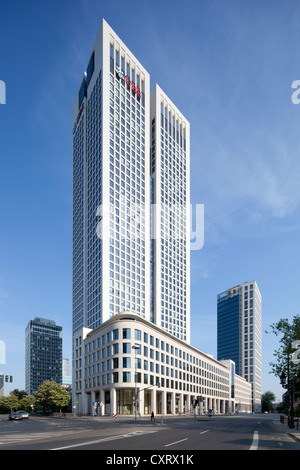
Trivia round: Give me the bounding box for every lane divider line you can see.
[51,430,158,450]
[250,430,259,450]
[165,438,188,447]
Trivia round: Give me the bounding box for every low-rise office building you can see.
[73,313,252,416]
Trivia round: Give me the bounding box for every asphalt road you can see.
[0,413,299,452]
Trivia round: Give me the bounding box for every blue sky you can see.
[1,0,300,401]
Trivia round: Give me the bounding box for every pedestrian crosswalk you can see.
[0,429,93,446]
[0,435,32,445]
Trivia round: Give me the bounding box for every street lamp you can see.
[279,369,295,429]
[132,344,161,420]
[280,371,286,386]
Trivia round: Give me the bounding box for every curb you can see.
[288,432,300,442]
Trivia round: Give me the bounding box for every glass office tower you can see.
[217,281,262,412]
[25,317,62,395]
[217,291,242,375]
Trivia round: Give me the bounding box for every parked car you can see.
[8,412,23,421]
[207,409,213,416]
[17,411,29,419]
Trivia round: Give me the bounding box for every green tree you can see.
[0,392,20,413]
[11,389,27,400]
[261,391,276,413]
[266,315,300,382]
[20,394,36,412]
[0,396,8,413]
[36,381,70,414]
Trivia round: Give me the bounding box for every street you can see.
[0,413,299,452]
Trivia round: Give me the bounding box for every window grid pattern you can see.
[73,115,85,333]
[152,97,188,342]
[76,325,229,399]
[107,47,147,319]
[87,73,103,329]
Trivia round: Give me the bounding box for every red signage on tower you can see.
[126,75,141,99]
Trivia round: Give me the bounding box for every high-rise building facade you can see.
[62,358,72,387]
[25,317,62,395]
[72,19,190,343]
[150,85,190,343]
[72,19,151,335]
[72,19,252,416]
[217,281,262,412]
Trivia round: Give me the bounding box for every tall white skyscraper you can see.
[72,19,189,342]
[73,20,150,335]
[150,86,190,343]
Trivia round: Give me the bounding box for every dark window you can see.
[87,51,95,87]
[78,78,86,108]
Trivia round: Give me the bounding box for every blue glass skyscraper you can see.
[217,290,242,376]
[217,281,262,412]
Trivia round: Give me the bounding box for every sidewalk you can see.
[275,416,300,442]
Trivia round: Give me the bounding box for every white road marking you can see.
[165,438,188,447]
[200,430,209,435]
[250,430,259,450]
[0,429,93,446]
[51,430,158,450]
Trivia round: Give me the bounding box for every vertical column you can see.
[179,394,183,414]
[192,394,196,411]
[208,397,212,411]
[171,392,176,415]
[161,390,167,415]
[99,389,105,416]
[139,389,144,416]
[185,395,189,413]
[91,391,96,416]
[74,393,79,415]
[110,387,116,416]
[85,392,91,415]
[151,389,156,416]
[220,400,223,414]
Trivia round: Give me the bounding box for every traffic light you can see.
[4,375,13,383]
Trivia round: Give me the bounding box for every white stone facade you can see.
[73,314,252,416]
